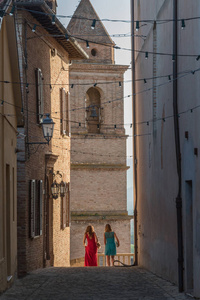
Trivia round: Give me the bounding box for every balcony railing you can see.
[98,253,134,267]
[70,253,135,267]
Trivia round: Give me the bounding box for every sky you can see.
[56,0,133,213]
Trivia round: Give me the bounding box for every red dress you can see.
[84,234,97,266]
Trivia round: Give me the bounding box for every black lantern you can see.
[42,114,55,144]
[60,181,67,198]
[51,180,59,199]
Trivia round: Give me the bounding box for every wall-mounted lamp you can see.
[60,180,67,198]
[50,171,67,199]
[51,180,60,199]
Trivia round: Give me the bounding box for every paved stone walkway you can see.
[0,267,194,300]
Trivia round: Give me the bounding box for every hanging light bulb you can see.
[32,24,37,32]
[52,15,56,25]
[145,52,148,59]
[91,19,96,30]
[65,33,69,41]
[136,21,139,31]
[9,5,15,16]
[86,40,90,49]
[181,19,186,30]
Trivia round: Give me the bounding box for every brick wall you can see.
[69,37,130,261]
[17,11,71,274]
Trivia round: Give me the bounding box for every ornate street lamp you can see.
[26,114,55,145]
[60,181,67,198]
[51,180,59,199]
[42,114,55,144]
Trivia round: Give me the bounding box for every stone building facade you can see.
[0,0,22,291]
[15,0,87,275]
[134,0,200,297]
[67,0,131,263]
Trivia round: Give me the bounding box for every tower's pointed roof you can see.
[67,0,114,45]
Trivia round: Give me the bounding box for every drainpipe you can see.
[131,0,138,266]
[173,0,184,292]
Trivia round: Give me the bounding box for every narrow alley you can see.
[0,267,193,300]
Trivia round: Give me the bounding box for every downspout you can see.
[173,0,184,292]
[131,0,138,265]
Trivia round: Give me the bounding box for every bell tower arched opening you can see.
[86,87,101,134]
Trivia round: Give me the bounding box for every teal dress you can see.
[105,232,116,256]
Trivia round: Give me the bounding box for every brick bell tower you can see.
[67,0,132,264]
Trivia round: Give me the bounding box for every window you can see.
[62,182,71,229]
[91,48,97,56]
[30,180,43,238]
[35,68,44,124]
[86,87,101,133]
[60,88,71,136]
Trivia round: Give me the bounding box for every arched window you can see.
[86,87,101,133]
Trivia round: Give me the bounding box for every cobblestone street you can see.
[0,267,194,300]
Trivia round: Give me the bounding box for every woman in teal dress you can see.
[104,224,120,266]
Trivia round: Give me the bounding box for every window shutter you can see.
[60,88,67,135]
[39,180,43,235]
[30,180,36,238]
[67,92,71,137]
[66,182,71,227]
[35,68,44,124]
[63,89,67,135]
[60,88,64,134]
[62,192,67,230]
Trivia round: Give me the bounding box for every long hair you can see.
[105,224,112,232]
[85,225,94,238]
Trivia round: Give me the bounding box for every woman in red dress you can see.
[83,225,98,266]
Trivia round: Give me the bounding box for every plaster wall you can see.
[135,0,200,297]
[0,16,18,292]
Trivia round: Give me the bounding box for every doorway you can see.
[6,164,11,279]
[185,180,193,291]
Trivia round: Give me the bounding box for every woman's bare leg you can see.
[106,255,110,266]
[111,256,114,266]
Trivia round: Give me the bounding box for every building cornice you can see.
[71,132,129,139]
[71,211,133,221]
[71,163,129,171]
[69,63,129,74]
